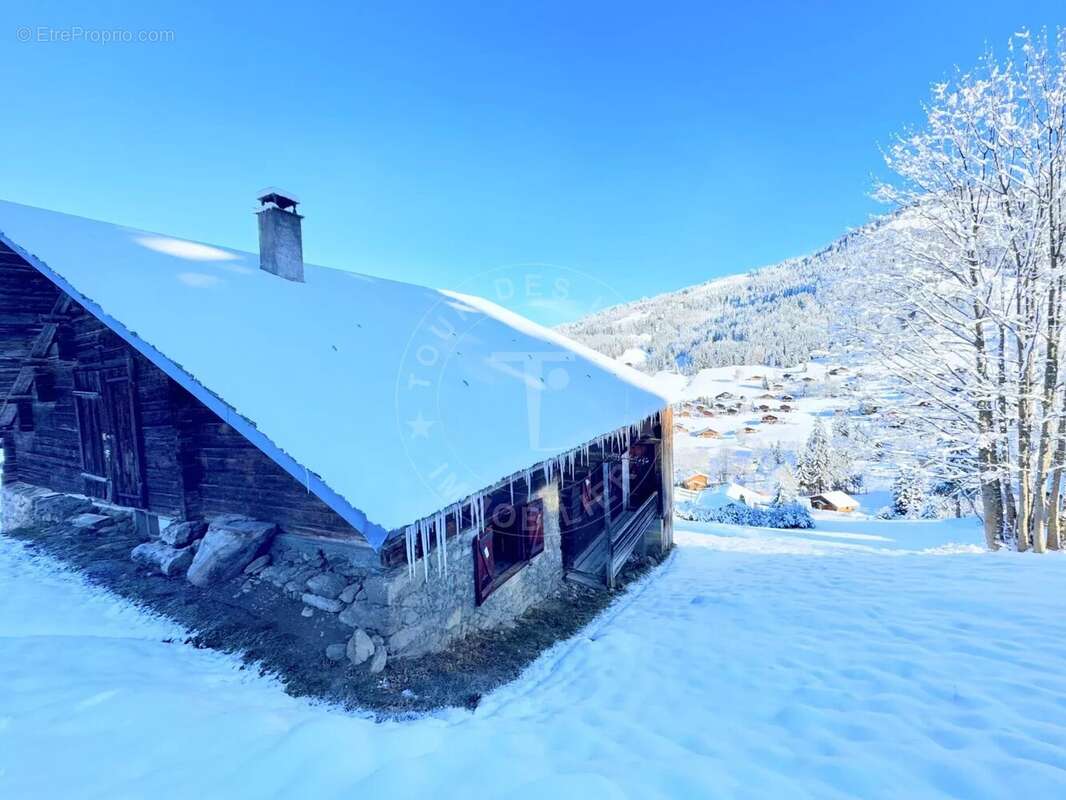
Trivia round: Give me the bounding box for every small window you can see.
[473,498,544,606]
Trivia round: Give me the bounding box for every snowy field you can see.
[4,515,1066,799]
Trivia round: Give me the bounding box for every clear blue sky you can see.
[2,1,1062,324]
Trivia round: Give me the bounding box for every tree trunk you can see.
[1047,450,1064,550]
[1016,347,1034,551]
[975,305,1004,550]
[996,328,1017,536]
[980,455,1005,550]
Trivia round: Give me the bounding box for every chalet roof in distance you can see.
[0,199,668,548]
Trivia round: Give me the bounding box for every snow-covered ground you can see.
[4,515,1066,799]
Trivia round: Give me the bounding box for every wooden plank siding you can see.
[0,255,363,542]
[173,397,357,538]
[0,244,60,398]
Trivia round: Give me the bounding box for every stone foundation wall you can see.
[2,483,46,530]
[2,482,90,531]
[346,482,565,658]
[3,480,569,662]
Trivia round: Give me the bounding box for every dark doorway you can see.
[560,441,660,571]
[561,465,606,569]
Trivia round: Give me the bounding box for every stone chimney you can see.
[256,188,304,282]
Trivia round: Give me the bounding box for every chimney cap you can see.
[257,187,300,212]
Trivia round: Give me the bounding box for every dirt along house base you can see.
[0,195,673,704]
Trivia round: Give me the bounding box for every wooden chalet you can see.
[761,414,779,424]
[0,197,674,657]
[809,492,859,513]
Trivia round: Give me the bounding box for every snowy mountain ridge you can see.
[559,218,885,374]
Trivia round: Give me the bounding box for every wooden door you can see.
[102,358,145,507]
[73,356,146,507]
[73,369,109,500]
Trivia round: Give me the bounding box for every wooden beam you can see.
[0,291,75,428]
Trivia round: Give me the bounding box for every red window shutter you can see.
[472,530,496,606]
[524,500,544,559]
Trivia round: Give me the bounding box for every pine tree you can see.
[796,420,833,494]
[893,466,926,518]
[773,465,799,504]
[831,414,852,442]
[830,446,857,492]
[770,441,785,466]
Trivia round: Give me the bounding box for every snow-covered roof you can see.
[0,199,668,548]
[726,483,772,506]
[813,491,858,509]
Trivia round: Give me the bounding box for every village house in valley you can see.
[809,491,859,513]
[0,196,674,667]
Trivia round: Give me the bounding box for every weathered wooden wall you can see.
[0,255,362,541]
[172,391,357,538]
[0,244,57,396]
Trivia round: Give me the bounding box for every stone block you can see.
[346,628,374,665]
[130,542,195,578]
[33,493,92,523]
[301,593,343,613]
[186,517,277,587]
[360,574,404,606]
[305,572,347,600]
[70,513,111,531]
[338,601,397,634]
[160,520,207,548]
[368,645,388,674]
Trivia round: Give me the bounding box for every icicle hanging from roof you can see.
[400,408,663,585]
[405,524,416,579]
[419,518,430,581]
[435,510,447,577]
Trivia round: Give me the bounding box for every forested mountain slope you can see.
[559,221,881,374]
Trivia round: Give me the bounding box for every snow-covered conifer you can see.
[796,420,833,494]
